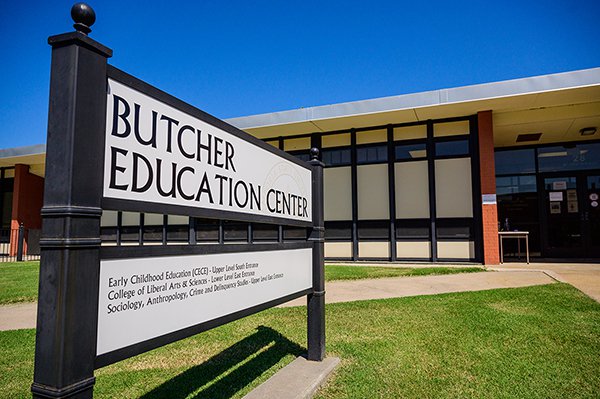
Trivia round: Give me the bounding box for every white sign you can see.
[590,193,599,201]
[104,79,312,222]
[97,248,312,355]
[549,192,563,202]
[482,194,497,205]
[552,181,567,190]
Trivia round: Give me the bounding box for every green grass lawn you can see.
[325,265,483,281]
[2,283,599,398]
[0,262,481,304]
[0,261,39,304]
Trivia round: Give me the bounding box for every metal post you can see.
[17,223,24,261]
[307,148,325,361]
[32,4,112,398]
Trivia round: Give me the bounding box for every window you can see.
[252,223,279,242]
[357,220,389,240]
[538,143,600,172]
[495,149,535,175]
[396,220,430,239]
[322,148,351,166]
[357,145,387,164]
[195,218,219,242]
[143,213,164,243]
[395,143,427,160]
[435,139,469,157]
[324,221,352,240]
[166,215,189,243]
[223,220,248,242]
[283,226,307,241]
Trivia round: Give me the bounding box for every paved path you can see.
[491,262,600,303]
[4,263,599,331]
[280,270,555,307]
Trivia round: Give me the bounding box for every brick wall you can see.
[478,111,500,265]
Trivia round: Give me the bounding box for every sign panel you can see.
[104,78,312,223]
[549,192,563,202]
[97,248,313,355]
[482,194,497,205]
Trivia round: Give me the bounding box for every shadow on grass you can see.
[141,325,304,399]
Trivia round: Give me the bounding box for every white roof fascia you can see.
[225,67,600,130]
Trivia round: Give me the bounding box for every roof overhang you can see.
[225,67,600,147]
[0,144,46,177]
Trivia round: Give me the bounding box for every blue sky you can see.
[0,0,599,149]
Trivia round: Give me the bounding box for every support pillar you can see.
[31,4,112,398]
[307,148,325,361]
[477,111,500,265]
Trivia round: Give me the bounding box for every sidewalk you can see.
[3,264,596,331]
[280,270,555,307]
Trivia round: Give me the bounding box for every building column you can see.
[477,111,500,265]
[10,164,44,255]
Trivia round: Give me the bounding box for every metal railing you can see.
[0,225,41,262]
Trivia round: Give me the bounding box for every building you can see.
[1,68,599,264]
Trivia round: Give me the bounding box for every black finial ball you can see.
[310,147,320,160]
[71,3,96,35]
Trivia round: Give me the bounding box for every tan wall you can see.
[356,129,387,144]
[437,241,475,259]
[394,125,427,140]
[434,120,470,137]
[325,242,353,258]
[284,137,311,151]
[358,241,390,258]
[396,241,431,258]
[322,133,351,148]
[357,164,389,220]
[168,215,189,225]
[395,161,430,218]
[435,158,473,217]
[324,167,352,221]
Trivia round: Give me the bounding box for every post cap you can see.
[310,147,320,160]
[71,3,96,35]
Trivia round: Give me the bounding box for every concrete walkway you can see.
[280,270,555,307]
[3,262,600,331]
[491,262,600,303]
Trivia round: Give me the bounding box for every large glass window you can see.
[324,221,352,240]
[495,149,536,175]
[358,220,389,240]
[538,143,600,172]
[195,218,219,242]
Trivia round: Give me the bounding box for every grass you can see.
[2,283,600,398]
[0,262,482,304]
[0,261,39,304]
[325,265,483,281]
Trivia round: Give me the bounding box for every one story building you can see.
[1,67,599,264]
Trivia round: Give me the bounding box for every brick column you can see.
[478,111,500,265]
[10,164,44,255]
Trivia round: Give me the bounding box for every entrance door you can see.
[540,172,600,258]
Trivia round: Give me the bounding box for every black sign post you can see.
[32,4,325,398]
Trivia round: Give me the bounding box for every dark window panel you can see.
[495,149,536,175]
[357,145,387,164]
[324,221,352,240]
[322,148,351,166]
[436,219,474,240]
[252,223,279,242]
[195,218,219,242]
[395,143,427,161]
[435,140,469,157]
[100,227,117,243]
[395,220,430,239]
[223,221,248,242]
[120,226,139,242]
[283,226,307,241]
[167,224,189,242]
[538,143,600,172]
[357,220,389,240]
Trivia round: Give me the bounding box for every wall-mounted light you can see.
[580,127,597,136]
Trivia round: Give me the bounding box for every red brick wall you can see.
[10,164,44,255]
[478,111,500,265]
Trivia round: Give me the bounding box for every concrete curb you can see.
[242,356,340,399]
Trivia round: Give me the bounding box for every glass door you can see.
[540,172,600,258]
[584,175,600,257]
